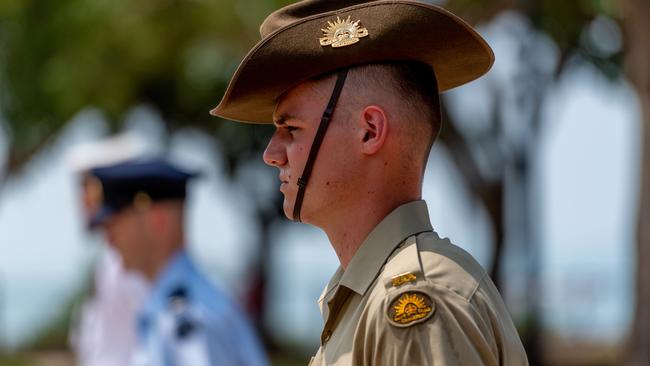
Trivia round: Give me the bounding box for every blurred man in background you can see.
[212,0,528,364]
[67,135,151,366]
[90,158,268,366]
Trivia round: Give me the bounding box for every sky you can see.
[0,11,642,352]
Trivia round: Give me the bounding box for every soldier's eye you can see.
[287,126,298,134]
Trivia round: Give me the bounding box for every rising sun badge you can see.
[387,292,435,327]
[319,16,369,48]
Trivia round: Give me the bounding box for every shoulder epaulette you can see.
[382,235,424,291]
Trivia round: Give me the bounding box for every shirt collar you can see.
[338,200,433,296]
[139,249,195,320]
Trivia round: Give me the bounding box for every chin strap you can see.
[292,69,349,222]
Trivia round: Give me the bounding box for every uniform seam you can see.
[468,272,488,300]
[416,236,488,302]
[416,278,479,303]
[383,278,473,305]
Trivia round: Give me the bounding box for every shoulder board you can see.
[381,235,424,291]
[166,286,198,339]
[168,286,190,310]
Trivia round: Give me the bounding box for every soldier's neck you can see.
[141,241,185,281]
[323,194,420,270]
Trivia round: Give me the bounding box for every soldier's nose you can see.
[263,135,287,167]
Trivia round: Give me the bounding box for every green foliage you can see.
[0,353,32,366]
[447,0,623,78]
[0,0,291,174]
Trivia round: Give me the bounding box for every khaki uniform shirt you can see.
[309,201,528,366]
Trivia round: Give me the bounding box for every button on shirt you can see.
[309,201,529,366]
[132,250,268,366]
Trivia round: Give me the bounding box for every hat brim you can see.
[211,0,494,124]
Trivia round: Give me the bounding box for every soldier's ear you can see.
[359,105,388,155]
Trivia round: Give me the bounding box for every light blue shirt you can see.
[131,250,268,366]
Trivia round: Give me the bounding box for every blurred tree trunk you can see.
[622,0,650,364]
[438,103,506,287]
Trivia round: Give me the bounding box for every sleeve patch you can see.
[386,291,435,328]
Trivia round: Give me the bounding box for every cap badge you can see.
[319,16,368,48]
[387,291,435,327]
[133,191,152,211]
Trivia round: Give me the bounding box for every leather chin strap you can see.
[292,69,349,222]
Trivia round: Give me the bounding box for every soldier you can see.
[211,0,529,365]
[90,158,268,366]
[67,135,151,366]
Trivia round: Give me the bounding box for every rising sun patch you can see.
[387,291,435,327]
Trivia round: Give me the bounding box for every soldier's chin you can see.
[282,199,294,220]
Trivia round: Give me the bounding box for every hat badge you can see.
[319,16,368,48]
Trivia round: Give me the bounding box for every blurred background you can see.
[0,0,648,365]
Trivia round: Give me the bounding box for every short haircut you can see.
[363,61,440,137]
[346,61,441,167]
[310,61,441,171]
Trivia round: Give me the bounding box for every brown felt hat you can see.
[210,0,494,124]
